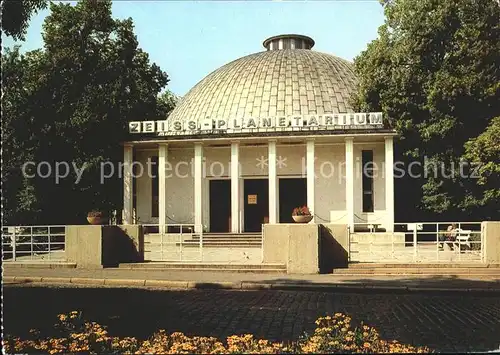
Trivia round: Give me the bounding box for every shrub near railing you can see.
[2,312,431,354]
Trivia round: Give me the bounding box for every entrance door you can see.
[244,179,269,232]
[279,178,307,223]
[209,180,231,233]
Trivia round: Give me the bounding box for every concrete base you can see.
[483,222,500,263]
[263,224,321,274]
[66,225,143,268]
[319,224,349,272]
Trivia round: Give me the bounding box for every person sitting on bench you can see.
[440,223,457,250]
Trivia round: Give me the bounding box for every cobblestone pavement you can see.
[4,284,500,353]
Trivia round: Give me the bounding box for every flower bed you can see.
[3,311,431,354]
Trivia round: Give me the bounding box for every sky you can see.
[3,0,385,96]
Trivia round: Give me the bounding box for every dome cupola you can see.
[263,34,315,50]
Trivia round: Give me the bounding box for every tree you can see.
[352,0,500,220]
[156,89,180,117]
[2,0,171,224]
[462,117,500,217]
[1,0,48,40]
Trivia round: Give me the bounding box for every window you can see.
[132,151,137,213]
[151,156,159,218]
[362,150,374,212]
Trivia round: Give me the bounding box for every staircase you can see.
[188,233,262,247]
[119,262,287,273]
[332,263,500,276]
[143,232,265,264]
[144,233,262,248]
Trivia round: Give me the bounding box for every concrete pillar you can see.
[231,141,240,233]
[385,136,395,232]
[482,221,500,263]
[268,140,278,224]
[123,144,133,224]
[345,137,354,232]
[158,143,168,234]
[194,143,203,233]
[306,139,315,222]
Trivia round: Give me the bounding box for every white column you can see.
[268,140,278,224]
[194,143,203,233]
[158,143,168,234]
[231,141,240,233]
[306,139,315,223]
[345,138,355,232]
[385,136,395,232]
[123,144,133,224]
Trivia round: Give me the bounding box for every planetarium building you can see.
[125,34,396,236]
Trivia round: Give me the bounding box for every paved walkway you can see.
[4,267,500,292]
[4,282,500,353]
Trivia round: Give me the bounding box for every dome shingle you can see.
[168,47,357,123]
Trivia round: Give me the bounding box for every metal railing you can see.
[142,224,264,263]
[142,224,203,262]
[1,225,66,262]
[349,222,483,263]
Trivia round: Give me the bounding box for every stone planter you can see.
[292,215,313,223]
[87,216,104,225]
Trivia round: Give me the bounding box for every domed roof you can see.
[167,36,357,123]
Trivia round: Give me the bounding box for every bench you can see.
[453,228,472,250]
[353,223,384,233]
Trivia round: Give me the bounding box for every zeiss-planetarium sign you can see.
[129,112,383,136]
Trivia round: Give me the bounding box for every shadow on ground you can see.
[243,274,500,293]
[4,277,500,353]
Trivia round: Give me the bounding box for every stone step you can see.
[3,261,77,269]
[144,244,262,251]
[348,263,499,268]
[189,237,262,240]
[144,236,262,243]
[120,267,287,274]
[119,262,286,271]
[333,268,500,275]
[145,233,261,237]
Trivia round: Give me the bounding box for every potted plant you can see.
[87,210,105,225]
[292,205,313,223]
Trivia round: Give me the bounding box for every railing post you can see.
[391,228,394,261]
[436,223,439,262]
[199,225,203,262]
[48,226,51,261]
[30,226,34,260]
[261,225,264,263]
[12,228,17,261]
[179,225,183,262]
[347,225,351,262]
[160,225,164,261]
[413,228,417,262]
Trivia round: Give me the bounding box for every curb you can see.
[4,276,500,294]
[4,263,77,269]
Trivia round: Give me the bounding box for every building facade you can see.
[123,34,396,233]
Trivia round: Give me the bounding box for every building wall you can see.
[133,139,391,231]
[166,148,195,225]
[135,150,153,223]
[353,142,387,226]
[315,144,346,223]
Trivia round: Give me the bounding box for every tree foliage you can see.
[1,0,48,40]
[2,0,173,224]
[462,117,500,211]
[352,0,500,220]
